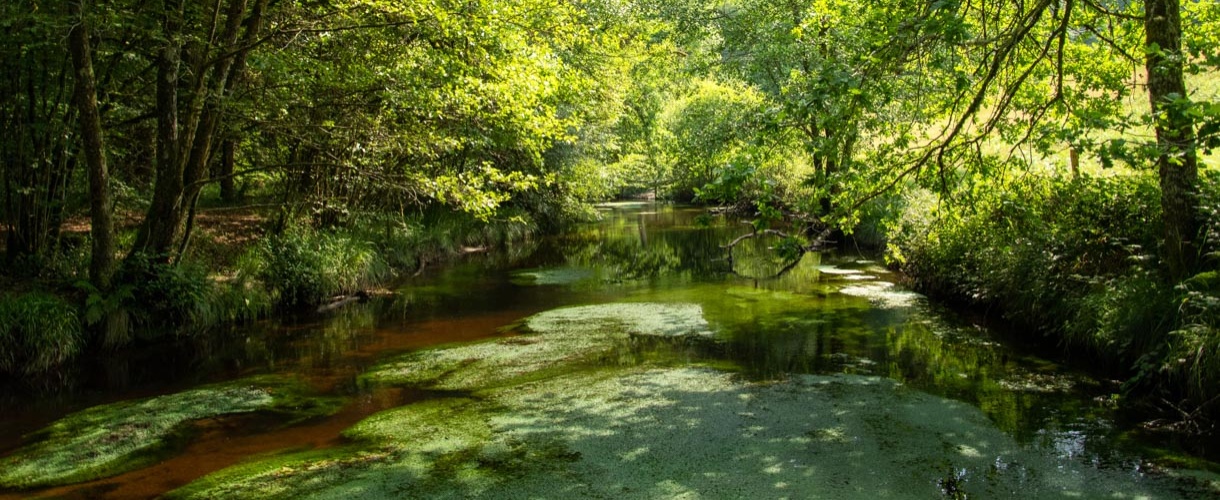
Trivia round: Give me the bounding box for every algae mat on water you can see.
[169,303,1219,498]
[360,302,715,391]
[0,376,342,489]
[171,368,1218,499]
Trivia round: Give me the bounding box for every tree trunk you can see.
[129,0,264,262]
[219,138,238,202]
[1144,0,1200,280]
[2,23,76,266]
[68,0,115,289]
[130,0,185,260]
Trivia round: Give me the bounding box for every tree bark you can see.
[68,0,115,289]
[1144,0,1200,280]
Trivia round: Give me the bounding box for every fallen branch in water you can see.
[720,223,837,280]
[720,228,793,250]
[316,291,370,313]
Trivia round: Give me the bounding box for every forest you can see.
[3,0,1220,472]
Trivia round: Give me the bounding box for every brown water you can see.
[0,202,1216,498]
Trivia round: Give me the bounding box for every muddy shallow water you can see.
[1,203,1218,498]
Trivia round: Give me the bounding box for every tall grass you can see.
[239,227,391,309]
[0,205,547,379]
[0,292,84,375]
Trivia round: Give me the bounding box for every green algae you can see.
[166,445,400,500]
[509,267,596,286]
[168,394,582,499]
[360,302,714,391]
[520,302,712,339]
[342,398,491,447]
[0,376,342,489]
[171,367,1219,499]
[171,398,497,500]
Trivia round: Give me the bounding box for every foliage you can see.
[117,256,215,331]
[0,292,83,376]
[1151,174,1220,410]
[657,79,767,199]
[890,173,1164,358]
[887,170,1220,418]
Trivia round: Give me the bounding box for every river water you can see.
[1,203,1216,498]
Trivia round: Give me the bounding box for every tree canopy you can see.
[1,0,1217,283]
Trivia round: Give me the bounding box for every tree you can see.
[68,0,115,289]
[1145,0,1201,279]
[918,0,1210,280]
[130,0,269,261]
[0,2,76,266]
[713,0,965,224]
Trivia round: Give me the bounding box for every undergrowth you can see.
[0,292,83,376]
[888,170,1220,426]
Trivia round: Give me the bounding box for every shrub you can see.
[888,170,1220,422]
[1160,273,1220,404]
[0,292,83,375]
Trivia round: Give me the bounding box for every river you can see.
[1,203,1217,498]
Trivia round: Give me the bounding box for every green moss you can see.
[0,376,343,489]
[361,302,714,390]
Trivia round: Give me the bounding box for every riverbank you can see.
[0,202,546,383]
[886,171,1220,435]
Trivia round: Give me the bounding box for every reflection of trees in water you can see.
[727,232,808,279]
[180,304,378,378]
[714,291,1084,444]
[718,305,874,379]
[732,250,824,294]
[882,314,1090,443]
[559,217,736,281]
[565,237,683,282]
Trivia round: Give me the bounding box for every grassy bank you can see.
[0,206,543,379]
[886,170,1220,428]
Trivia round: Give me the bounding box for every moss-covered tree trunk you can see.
[1144,0,1200,281]
[68,0,115,289]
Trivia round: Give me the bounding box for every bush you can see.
[1160,272,1220,405]
[0,292,83,375]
